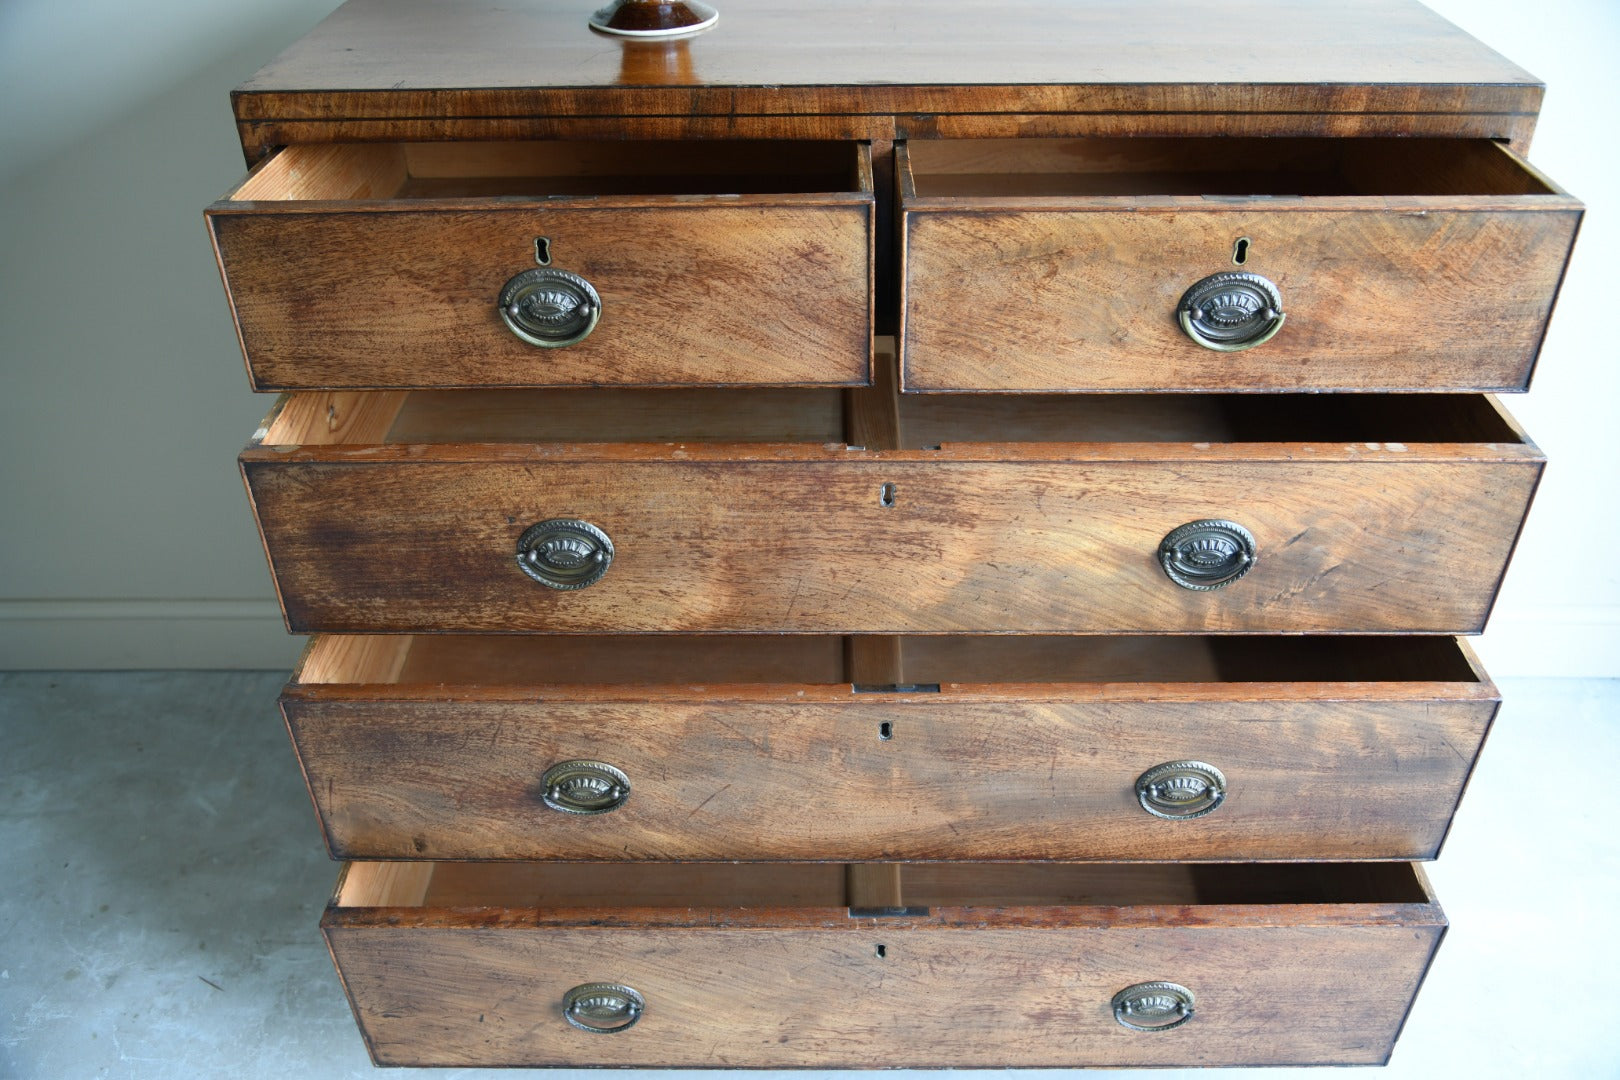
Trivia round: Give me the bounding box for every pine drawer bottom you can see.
[325,860,1445,1068]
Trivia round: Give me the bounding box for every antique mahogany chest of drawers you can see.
[207,0,1580,1067]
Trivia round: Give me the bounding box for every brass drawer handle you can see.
[1112,982,1195,1032]
[499,267,601,347]
[1178,271,1285,352]
[563,983,644,1034]
[1159,519,1255,591]
[517,519,614,590]
[1136,761,1226,820]
[541,760,631,815]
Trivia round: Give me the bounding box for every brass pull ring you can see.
[1112,982,1195,1033]
[1159,519,1256,591]
[1178,271,1285,352]
[563,983,644,1033]
[516,519,614,590]
[499,267,601,347]
[541,760,631,815]
[1136,761,1227,820]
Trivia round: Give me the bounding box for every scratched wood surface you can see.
[322,859,1444,1067]
[209,142,872,390]
[900,140,1581,393]
[230,0,1541,154]
[285,693,1494,862]
[242,452,1540,634]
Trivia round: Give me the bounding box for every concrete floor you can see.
[2,671,1616,1079]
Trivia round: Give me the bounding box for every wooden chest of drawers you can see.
[208,0,1580,1067]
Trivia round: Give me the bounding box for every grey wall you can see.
[0,0,1615,674]
[0,1,345,668]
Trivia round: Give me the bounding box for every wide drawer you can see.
[325,859,1446,1068]
[285,634,1495,862]
[241,366,1543,634]
[900,138,1581,392]
[207,141,873,390]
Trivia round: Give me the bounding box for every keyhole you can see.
[879,482,897,508]
[1232,237,1250,265]
[535,237,552,266]
[875,944,888,958]
[879,722,893,741]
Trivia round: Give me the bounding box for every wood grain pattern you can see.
[298,636,410,685]
[230,0,1540,157]
[331,860,1439,915]
[256,391,407,445]
[384,634,849,687]
[289,633,1492,691]
[238,113,1543,161]
[322,860,1444,1067]
[208,143,872,391]
[416,862,849,909]
[846,864,904,908]
[243,449,1541,634]
[284,693,1494,862]
[900,141,1581,393]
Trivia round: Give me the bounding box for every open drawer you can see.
[325,859,1446,1067]
[285,634,1496,862]
[900,137,1581,392]
[207,141,873,390]
[241,349,1543,634]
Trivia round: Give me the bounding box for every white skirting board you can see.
[0,600,303,670]
[1,599,1615,677]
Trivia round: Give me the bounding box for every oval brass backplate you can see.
[499,267,601,347]
[1178,271,1285,352]
[1136,760,1227,820]
[516,519,614,590]
[1112,981,1195,1032]
[563,983,644,1034]
[541,760,631,815]
[1158,519,1256,591]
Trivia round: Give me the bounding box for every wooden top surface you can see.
[236,0,1538,123]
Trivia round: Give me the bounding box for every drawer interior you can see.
[260,383,1529,449]
[292,634,1487,689]
[334,859,1432,911]
[229,140,872,201]
[903,137,1558,199]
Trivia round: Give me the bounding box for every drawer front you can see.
[330,925,1437,1068]
[325,862,1444,1068]
[286,695,1493,861]
[244,456,1539,634]
[900,141,1581,393]
[210,201,871,390]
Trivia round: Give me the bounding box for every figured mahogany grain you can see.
[900,140,1581,393]
[209,143,873,391]
[285,692,1494,862]
[283,635,1495,863]
[242,442,1541,634]
[232,0,1540,155]
[322,860,1444,1067]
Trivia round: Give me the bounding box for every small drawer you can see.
[284,634,1496,862]
[324,859,1446,1067]
[900,138,1581,392]
[207,141,873,390]
[240,350,1543,634]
